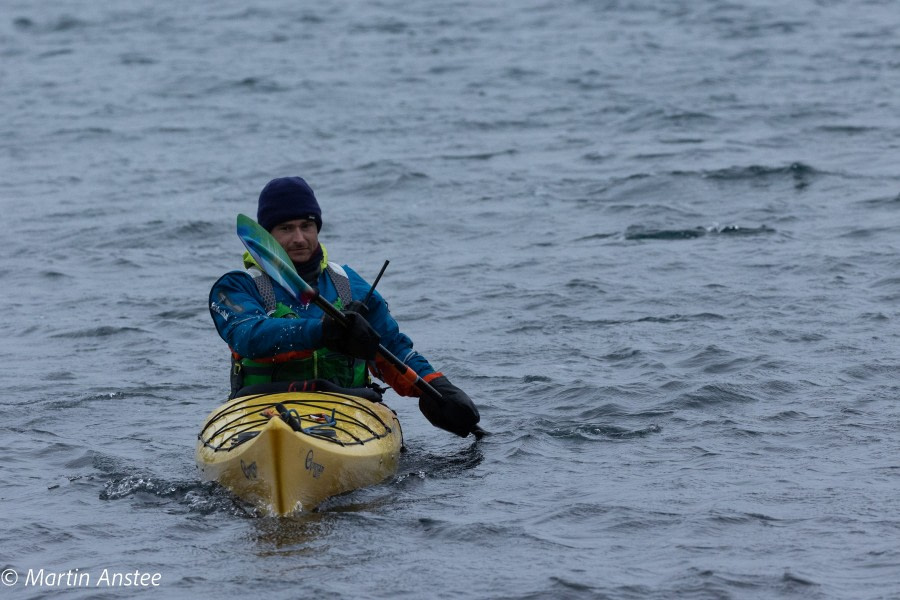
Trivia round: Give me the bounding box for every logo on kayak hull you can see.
[305,450,325,478]
[241,459,257,480]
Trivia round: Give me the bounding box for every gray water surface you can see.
[2,1,899,598]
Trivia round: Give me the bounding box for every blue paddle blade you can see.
[236,214,318,305]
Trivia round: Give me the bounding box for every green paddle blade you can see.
[236,214,319,305]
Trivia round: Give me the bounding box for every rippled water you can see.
[2,0,899,598]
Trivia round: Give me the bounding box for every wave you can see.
[546,423,663,441]
[119,52,156,66]
[634,313,727,323]
[40,270,72,279]
[100,472,252,516]
[856,192,900,208]
[665,384,760,410]
[209,77,291,94]
[50,326,146,339]
[593,163,823,202]
[89,219,220,248]
[172,220,220,238]
[440,149,518,161]
[91,447,256,517]
[155,308,202,320]
[625,224,775,240]
[343,161,431,194]
[398,445,485,479]
[815,124,879,135]
[49,127,116,140]
[13,15,88,33]
[697,161,820,187]
[614,107,718,133]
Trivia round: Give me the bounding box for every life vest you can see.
[229,263,370,397]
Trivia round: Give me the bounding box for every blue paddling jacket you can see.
[209,246,437,396]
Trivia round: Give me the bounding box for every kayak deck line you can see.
[195,391,404,515]
[198,392,395,450]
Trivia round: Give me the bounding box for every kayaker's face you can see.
[271,219,319,264]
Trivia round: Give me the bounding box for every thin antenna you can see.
[363,260,390,305]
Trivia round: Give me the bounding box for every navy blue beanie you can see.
[257,176,322,232]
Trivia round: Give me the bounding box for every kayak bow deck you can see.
[196,391,403,515]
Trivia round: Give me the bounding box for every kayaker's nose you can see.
[285,228,306,245]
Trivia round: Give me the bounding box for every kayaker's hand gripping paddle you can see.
[236,214,484,438]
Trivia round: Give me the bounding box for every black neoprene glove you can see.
[419,375,481,438]
[344,300,370,318]
[321,311,381,360]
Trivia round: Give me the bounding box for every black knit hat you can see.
[257,177,322,231]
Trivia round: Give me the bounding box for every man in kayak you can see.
[209,176,481,438]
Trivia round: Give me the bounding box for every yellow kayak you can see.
[196,391,403,515]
